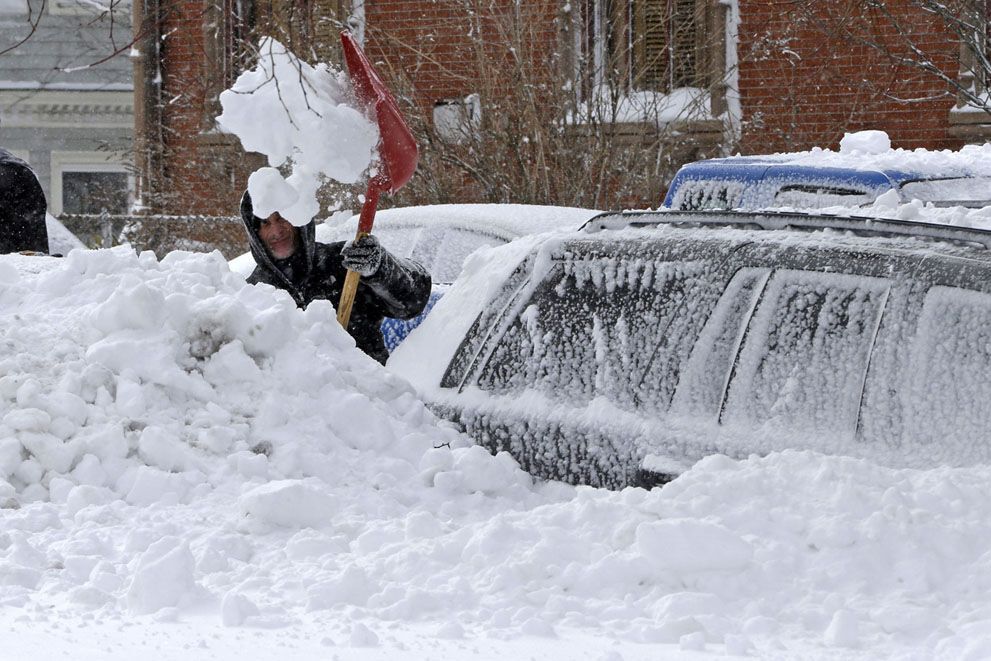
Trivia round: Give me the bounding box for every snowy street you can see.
[3,249,991,660]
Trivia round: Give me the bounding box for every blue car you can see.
[664,152,991,211]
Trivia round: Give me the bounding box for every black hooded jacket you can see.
[0,148,48,254]
[240,191,431,364]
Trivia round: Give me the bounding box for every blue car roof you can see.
[660,155,991,209]
[672,158,923,184]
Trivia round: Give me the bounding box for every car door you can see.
[441,233,741,487]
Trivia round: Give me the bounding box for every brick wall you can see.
[736,0,962,153]
[153,1,261,217]
[364,1,563,115]
[147,0,977,217]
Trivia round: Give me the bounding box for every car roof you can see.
[671,159,919,186]
[319,203,601,242]
[582,209,991,258]
[679,146,991,181]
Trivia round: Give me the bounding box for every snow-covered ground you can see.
[6,35,991,660]
[3,246,991,661]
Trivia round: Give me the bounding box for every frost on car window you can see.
[722,270,889,440]
[904,287,991,460]
[671,267,771,419]
[772,185,874,209]
[432,229,503,283]
[373,227,421,259]
[672,180,746,211]
[474,255,723,415]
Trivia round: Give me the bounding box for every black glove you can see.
[341,233,385,277]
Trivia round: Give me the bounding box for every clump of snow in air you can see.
[839,129,891,155]
[215,37,379,225]
[4,248,991,659]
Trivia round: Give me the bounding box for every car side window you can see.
[472,254,723,415]
[903,286,991,455]
[671,267,771,419]
[432,228,504,283]
[721,270,890,440]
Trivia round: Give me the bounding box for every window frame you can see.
[582,0,715,94]
[50,151,133,216]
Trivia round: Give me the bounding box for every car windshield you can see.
[899,176,991,204]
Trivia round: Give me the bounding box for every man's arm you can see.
[343,235,432,320]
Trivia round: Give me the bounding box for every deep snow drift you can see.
[2,247,991,660]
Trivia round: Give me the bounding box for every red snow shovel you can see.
[336,30,419,330]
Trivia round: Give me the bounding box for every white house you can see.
[0,0,132,216]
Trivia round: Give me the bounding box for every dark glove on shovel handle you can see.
[341,233,384,277]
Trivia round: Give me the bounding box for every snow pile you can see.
[4,249,991,659]
[754,130,991,176]
[0,248,534,507]
[215,38,379,225]
[839,129,891,155]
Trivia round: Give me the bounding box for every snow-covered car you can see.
[664,139,991,211]
[390,209,991,488]
[46,214,86,255]
[230,204,601,350]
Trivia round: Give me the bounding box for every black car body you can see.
[390,210,991,488]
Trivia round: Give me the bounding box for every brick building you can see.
[133,0,990,217]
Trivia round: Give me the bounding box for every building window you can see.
[433,94,482,144]
[584,0,712,93]
[61,172,130,215]
[48,0,130,16]
[50,152,132,216]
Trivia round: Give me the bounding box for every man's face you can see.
[258,212,297,259]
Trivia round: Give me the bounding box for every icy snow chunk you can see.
[65,485,115,517]
[3,408,51,432]
[247,168,299,219]
[636,519,754,572]
[221,591,260,627]
[307,565,376,609]
[240,479,336,528]
[126,537,197,615]
[90,279,167,334]
[71,454,107,487]
[18,431,73,473]
[0,438,22,478]
[216,37,378,226]
[138,426,196,472]
[348,622,380,647]
[824,609,860,648]
[839,130,891,155]
[124,466,188,506]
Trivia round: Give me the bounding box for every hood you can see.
[0,148,49,254]
[239,189,317,289]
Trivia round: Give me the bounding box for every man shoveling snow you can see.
[217,36,430,362]
[239,192,430,364]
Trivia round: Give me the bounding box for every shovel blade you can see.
[341,31,419,195]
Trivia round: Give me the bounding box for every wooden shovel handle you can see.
[336,230,368,329]
[337,179,383,330]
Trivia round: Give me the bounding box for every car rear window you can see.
[472,253,724,415]
[671,180,746,211]
[772,184,875,208]
[721,270,890,439]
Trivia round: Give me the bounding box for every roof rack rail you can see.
[581,209,991,250]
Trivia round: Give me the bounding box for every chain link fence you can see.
[59,213,249,260]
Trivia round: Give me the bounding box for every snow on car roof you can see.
[688,141,991,180]
[318,203,601,241]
